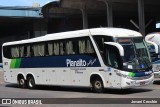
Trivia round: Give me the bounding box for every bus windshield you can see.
[117,37,152,71]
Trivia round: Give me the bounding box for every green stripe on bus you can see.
[15,59,21,68]
[128,72,135,77]
[10,59,21,68]
[10,59,16,68]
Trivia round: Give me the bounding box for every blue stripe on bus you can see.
[134,72,152,77]
[152,59,160,64]
[128,71,152,77]
[19,55,101,68]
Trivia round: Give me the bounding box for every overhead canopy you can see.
[42,0,160,18]
[41,0,160,34]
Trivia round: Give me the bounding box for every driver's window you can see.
[108,49,118,68]
[105,45,122,69]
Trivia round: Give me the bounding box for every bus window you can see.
[78,38,95,54]
[19,46,25,57]
[72,40,78,54]
[32,43,45,57]
[54,42,59,55]
[86,39,94,54]
[66,40,74,54]
[93,35,113,52]
[108,50,118,68]
[60,41,65,55]
[105,45,122,69]
[3,46,11,58]
[79,39,86,54]
[26,45,31,57]
[11,46,19,58]
[48,42,54,56]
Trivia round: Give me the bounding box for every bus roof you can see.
[145,32,160,43]
[146,32,160,37]
[3,28,142,46]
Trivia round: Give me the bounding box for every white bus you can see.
[145,32,160,79]
[2,28,154,93]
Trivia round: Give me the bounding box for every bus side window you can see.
[48,42,53,56]
[32,43,45,57]
[54,42,60,55]
[3,46,11,59]
[66,40,74,55]
[72,39,78,54]
[60,41,65,55]
[19,45,25,57]
[11,46,20,58]
[78,37,95,54]
[107,49,119,68]
[26,45,30,57]
[86,39,94,54]
[79,39,86,54]
[105,45,122,69]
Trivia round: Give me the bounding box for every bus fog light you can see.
[126,81,136,85]
[126,82,130,85]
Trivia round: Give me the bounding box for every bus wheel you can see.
[18,76,26,88]
[92,78,104,93]
[27,76,36,89]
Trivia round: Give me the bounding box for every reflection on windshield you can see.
[118,38,151,71]
[134,38,151,69]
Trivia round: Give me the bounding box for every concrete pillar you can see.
[138,0,145,36]
[81,4,88,29]
[98,0,113,27]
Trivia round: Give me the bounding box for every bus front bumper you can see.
[154,71,160,78]
[121,75,154,89]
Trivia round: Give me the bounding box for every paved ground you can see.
[0,70,160,107]
[0,70,4,85]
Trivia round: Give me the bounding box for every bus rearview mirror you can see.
[104,42,124,57]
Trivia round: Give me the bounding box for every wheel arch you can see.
[90,73,106,88]
[17,73,26,80]
[26,73,36,84]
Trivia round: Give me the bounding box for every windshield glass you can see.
[117,37,152,71]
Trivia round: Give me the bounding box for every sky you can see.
[0,0,56,7]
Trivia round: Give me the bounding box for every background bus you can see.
[145,32,160,79]
[2,28,154,93]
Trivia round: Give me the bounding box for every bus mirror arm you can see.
[146,41,158,54]
[104,42,124,57]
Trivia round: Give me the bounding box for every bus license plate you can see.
[140,81,145,85]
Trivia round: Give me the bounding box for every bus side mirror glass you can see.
[104,42,124,57]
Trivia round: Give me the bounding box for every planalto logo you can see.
[66,59,86,67]
[66,59,97,67]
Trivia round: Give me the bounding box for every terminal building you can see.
[0,0,160,62]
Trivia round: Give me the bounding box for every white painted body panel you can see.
[2,28,153,89]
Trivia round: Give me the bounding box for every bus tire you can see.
[27,76,36,89]
[18,76,26,88]
[91,78,104,93]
